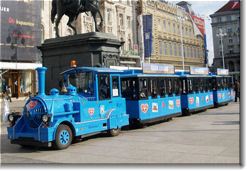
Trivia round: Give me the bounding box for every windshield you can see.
[67,72,94,96]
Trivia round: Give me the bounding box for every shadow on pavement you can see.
[212,121,240,125]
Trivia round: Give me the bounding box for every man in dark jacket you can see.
[234,80,240,102]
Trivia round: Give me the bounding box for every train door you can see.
[97,73,112,119]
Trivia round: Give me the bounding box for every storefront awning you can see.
[0,62,42,70]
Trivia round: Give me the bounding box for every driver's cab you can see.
[61,67,123,101]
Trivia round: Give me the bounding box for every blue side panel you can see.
[184,92,214,111]
[126,96,182,122]
[214,89,233,104]
[143,15,153,58]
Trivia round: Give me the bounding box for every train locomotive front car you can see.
[211,69,234,107]
[7,66,129,150]
[120,63,182,125]
[177,67,214,116]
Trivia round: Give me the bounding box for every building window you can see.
[159,41,163,55]
[41,24,44,43]
[119,14,124,26]
[220,51,223,57]
[217,17,222,22]
[163,20,166,32]
[227,15,231,21]
[174,43,177,56]
[164,41,167,55]
[127,16,131,29]
[227,28,232,34]
[170,43,173,56]
[107,8,112,25]
[173,23,176,33]
[168,22,171,33]
[178,44,182,57]
[128,39,132,51]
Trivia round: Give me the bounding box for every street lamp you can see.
[177,15,187,71]
[216,28,227,69]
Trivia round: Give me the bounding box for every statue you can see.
[51,0,103,37]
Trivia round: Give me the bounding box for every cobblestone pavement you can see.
[0,101,240,164]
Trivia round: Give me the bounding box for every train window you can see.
[68,72,94,96]
[149,78,158,98]
[174,78,181,95]
[182,78,187,94]
[217,77,223,90]
[98,74,110,100]
[159,78,167,97]
[187,78,193,93]
[121,78,138,100]
[167,78,173,96]
[212,77,217,90]
[112,76,119,97]
[203,77,208,92]
[139,78,148,99]
[199,78,204,92]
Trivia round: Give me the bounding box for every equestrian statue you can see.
[51,0,103,37]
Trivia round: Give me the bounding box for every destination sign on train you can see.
[143,63,174,74]
[217,68,229,75]
[190,66,209,75]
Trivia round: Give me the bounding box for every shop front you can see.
[0,62,42,99]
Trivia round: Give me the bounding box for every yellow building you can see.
[138,0,205,70]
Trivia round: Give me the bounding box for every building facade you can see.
[210,0,240,79]
[0,0,42,98]
[138,0,206,70]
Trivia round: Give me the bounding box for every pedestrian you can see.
[234,80,240,102]
[6,85,12,102]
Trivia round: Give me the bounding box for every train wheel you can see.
[54,124,72,150]
[108,128,120,137]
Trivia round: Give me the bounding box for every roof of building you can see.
[215,0,240,13]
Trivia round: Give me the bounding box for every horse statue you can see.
[51,0,103,37]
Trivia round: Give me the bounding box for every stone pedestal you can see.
[38,32,122,91]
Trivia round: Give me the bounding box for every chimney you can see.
[36,67,47,96]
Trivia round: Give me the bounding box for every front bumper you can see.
[7,115,55,145]
[11,138,52,147]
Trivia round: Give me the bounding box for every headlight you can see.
[42,114,49,123]
[8,114,14,122]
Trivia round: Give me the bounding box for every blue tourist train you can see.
[6,63,234,150]
[177,67,214,115]
[210,68,234,107]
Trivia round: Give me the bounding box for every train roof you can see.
[60,67,124,75]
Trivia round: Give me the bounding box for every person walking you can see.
[234,80,240,102]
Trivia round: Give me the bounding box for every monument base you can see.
[39,32,122,91]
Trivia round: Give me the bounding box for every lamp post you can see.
[177,16,187,71]
[216,28,227,69]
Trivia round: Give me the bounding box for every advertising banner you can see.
[143,15,153,58]
[143,63,175,74]
[190,66,209,75]
[0,1,41,62]
[217,68,229,75]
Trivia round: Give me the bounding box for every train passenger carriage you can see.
[120,63,182,125]
[211,69,234,107]
[177,67,214,115]
[7,66,129,149]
